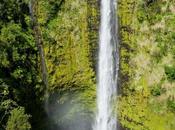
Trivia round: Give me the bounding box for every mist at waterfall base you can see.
[94,0,119,130]
[45,92,93,130]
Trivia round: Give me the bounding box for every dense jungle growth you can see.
[0,0,175,130]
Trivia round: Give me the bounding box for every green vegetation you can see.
[1,0,175,130]
[38,0,98,128]
[6,107,31,130]
[165,66,175,81]
[0,0,98,129]
[118,0,175,129]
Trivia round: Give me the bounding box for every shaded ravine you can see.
[94,0,119,130]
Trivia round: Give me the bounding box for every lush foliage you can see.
[118,0,175,129]
[38,0,98,128]
[0,0,98,129]
[1,0,175,130]
[6,107,31,130]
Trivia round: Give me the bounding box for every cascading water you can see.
[94,0,119,130]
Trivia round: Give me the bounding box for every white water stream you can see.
[94,0,119,130]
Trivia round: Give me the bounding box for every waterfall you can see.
[29,0,49,114]
[94,0,119,130]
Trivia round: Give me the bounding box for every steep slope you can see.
[118,0,175,129]
[37,0,99,129]
[0,0,100,129]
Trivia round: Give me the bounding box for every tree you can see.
[6,107,31,130]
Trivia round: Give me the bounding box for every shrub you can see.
[167,98,175,112]
[151,85,165,96]
[165,66,175,81]
[6,107,31,130]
